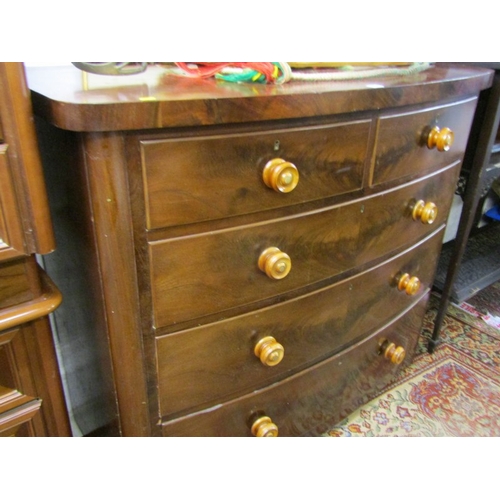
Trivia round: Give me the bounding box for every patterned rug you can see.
[326,289,500,437]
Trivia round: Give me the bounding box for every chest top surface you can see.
[26,64,493,132]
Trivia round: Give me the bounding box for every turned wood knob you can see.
[263,158,299,193]
[251,416,279,437]
[397,273,421,295]
[412,200,438,224]
[380,339,406,365]
[254,336,285,366]
[426,126,454,152]
[258,247,291,280]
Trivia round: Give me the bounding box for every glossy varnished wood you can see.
[356,161,460,264]
[81,133,151,436]
[0,260,33,309]
[0,144,26,260]
[27,65,493,132]
[149,163,460,329]
[0,63,69,437]
[161,296,427,436]
[0,385,41,437]
[0,63,55,255]
[0,265,61,333]
[0,319,70,437]
[140,119,371,229]
[372,97,478,185]
[156,230,443,418]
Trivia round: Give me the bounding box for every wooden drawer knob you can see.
[397,273,421,295]
[258,247,291,280]
[412,200,438,224]
[251,416,279,437]
[380,339,406,365]
[263,158,299,193]
[254,336,285,366]
[426,126,454,152]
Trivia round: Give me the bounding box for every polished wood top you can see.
[26,64,494,132]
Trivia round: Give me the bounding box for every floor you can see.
[326,284,500,437]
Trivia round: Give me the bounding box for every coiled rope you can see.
[172,62,431,84]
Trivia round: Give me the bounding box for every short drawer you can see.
[372,97,477,185]
[156,231,443,418]
[161,296,426,436]
[149,162,459,328]
[140,120,371,229]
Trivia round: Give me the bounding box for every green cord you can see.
[216,69,264,82]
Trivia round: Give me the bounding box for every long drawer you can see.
[140,120,371,229]
[372,97,477,185]
[149,162,459,328]
[161,295,427,436]
[156,230,443,418]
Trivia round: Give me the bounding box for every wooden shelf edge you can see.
[0,266,62,333]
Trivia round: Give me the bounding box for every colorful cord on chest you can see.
[174,62,284,83]
[173,62,431,84]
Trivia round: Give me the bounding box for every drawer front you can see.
[0,259,33,310]
[372,98,477,185]
[161,296,426,436]
[0,144,26,260]
[0,385,41,437]
[150,163,459,328]
[140,120,371,229]
[156,231,443,418]
[356,161,460,265]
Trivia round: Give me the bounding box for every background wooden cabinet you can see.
[0,63,70,437]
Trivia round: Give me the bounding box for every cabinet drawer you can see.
[0,144,25,260]
[149,163,459,328]
[0,385,41,437]
[372,98,477,185]
[0,260,33,310]
[161,296,426,436]
[156,231,442,418]
[140,120,371,229]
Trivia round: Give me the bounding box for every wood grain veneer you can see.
[140,119,371,229]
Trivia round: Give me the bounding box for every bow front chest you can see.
[28,64,492,436]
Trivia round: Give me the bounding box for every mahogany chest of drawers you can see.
[27,64,493,436]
